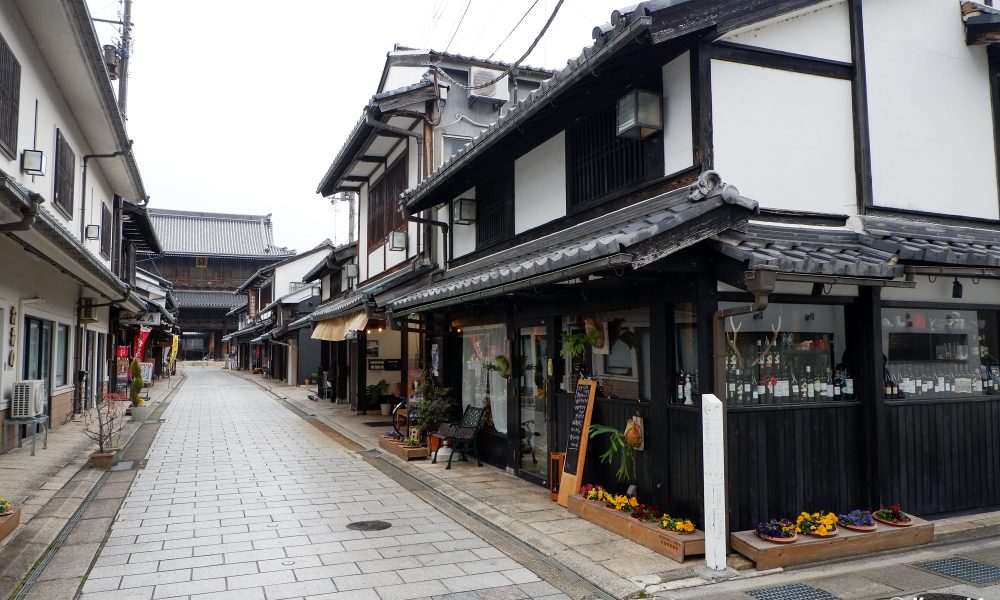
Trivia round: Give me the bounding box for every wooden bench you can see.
[431,405,487,470]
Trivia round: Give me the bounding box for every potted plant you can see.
[129,359,148,421]
[83,400,125,469]
[754,518,797,543]
[838,509,877,532]
[0,496,19,542]
[588,423,636,482]
[796,511,839,537]
[412,372,455,453]
[364,379,390,415]
[306,371,317,386]
[660,514,696,534]
[873,503,913,527]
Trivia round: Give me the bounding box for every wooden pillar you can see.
[855,287,886,508]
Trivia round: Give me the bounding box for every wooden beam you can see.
[989,45,1000,219]
[709,42,853,79]
[848,0,874,213]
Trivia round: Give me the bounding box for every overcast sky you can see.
[88,0,621,253]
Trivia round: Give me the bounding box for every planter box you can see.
[567,495,704,563]
[378,436,429,460]
[0,508,20,543]
[731,514,934,570]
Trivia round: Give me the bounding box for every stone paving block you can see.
[81,585,154,599]
[442,572,515,593]
[226,568,297,589]
[151,576,227,598]
[120,569,193,589]
[262,577,338,600]
[81,575,123,593]
[398,563,466,583]
[377,579,450,600]
[357,556,422,573]
[191,561,258,580]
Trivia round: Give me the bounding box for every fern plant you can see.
[589,423,636,481]
[560,331,599,359]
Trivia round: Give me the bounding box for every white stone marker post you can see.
[702,393,728,571]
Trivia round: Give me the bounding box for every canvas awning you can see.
[311,309,368,341]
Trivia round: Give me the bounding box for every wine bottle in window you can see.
[677,370,685,404]
[884,367,894,399]
[790,365,801,402]
[805,365,814,400]
[833,368,842,400]
[750,372,760,404]
[734,368,744,404]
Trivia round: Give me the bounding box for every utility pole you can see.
[117,0,132,119]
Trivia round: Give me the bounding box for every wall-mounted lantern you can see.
[453,197,476,225]
[20,149,46,176]
[616,89,662,139]
[389,230,407,251]
[85,224,100,240]
[344,263,359,280]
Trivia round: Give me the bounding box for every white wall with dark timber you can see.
[863,0,999,220]
[514,132,566,234]
[662,51,693,175]
[358,182,369,281]
[451,187,476,259]
[381,65,427,92]
[719,1,851,63]
[711,60,857,214]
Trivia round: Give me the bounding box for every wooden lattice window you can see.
[53,129,75,215]
[566,101,662,211]
[476,177,507,248]
[0,34,20,159]
[100,203,112,258]
[367,158,407,245]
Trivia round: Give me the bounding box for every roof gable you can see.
[147,208,293,257]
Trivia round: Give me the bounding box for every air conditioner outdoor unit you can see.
[468,67,509,104]
[80,298,98,323]
[11,380,45,418]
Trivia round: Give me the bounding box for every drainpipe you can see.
[80,142,133,243]
[0,193,41,232]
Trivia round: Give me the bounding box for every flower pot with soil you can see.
[873,504,913,527]
[754,518,798,544]
[797,511,839,537]
[838,509,877,532]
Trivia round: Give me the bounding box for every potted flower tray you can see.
[377,436,429,460]
[730,513,933,570]
[0,508,21,543]
[567,495,704,563]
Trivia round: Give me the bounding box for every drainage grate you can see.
[916,557,1000,585]
[746,584,838,600]
[346,520,392,531]
[363,421,395,427]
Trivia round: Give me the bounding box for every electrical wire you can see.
[444,0,473,52]
[433,0,564,91]
[488,0,541,60]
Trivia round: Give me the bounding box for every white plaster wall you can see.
[435,205,448,268]
[274,251,328,296]
[368,246,385,276]
[381,66,427,92]
[663,51,694,175]
[863,0,998,219]
[365,328,402,395]
[451,187,476,258]
[0,8,118,267]
[514,132,566,234]
[721,1,851,63]
[712,60,857,214]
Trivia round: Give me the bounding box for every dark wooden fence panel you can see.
[666,406,703,523]
[727,404,866,530]
[884,398,1000,515]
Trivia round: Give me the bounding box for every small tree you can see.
[412,372,455,437]
[84,400,125,453]
[129,359,144,407]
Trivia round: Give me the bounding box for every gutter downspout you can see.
[81,142,133,243]
[0,193,41,232]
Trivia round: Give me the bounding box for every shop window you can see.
[882,307,1000,399]
[561,308,651,401]
[674,303,699,405]
[723,303,853,405]
[460,324,508,434]
[23,316,52,386]
[55,324,69,386]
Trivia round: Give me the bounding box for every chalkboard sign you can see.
[557,379,597,506]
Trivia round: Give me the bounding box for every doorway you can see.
[515,322,550,485]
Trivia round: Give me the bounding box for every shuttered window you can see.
[53,130,75,215]
[0,34,20,159]
[367,158,407,245]
[566,101,662,211]
[475,177,506,248]
[100,203,112,258]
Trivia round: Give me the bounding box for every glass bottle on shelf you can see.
[791,365,801,402]
[734,367,744,404]
[677,370,686,405]
[805,365,814,400]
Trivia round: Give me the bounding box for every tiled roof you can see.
[147,209,293,257]
[389,172,757,313]
[714,222,904,279]
[310,292,367,322]
[862,216,1000,266]
[174,291,245,309]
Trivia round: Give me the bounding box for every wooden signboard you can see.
[557,379,597,506]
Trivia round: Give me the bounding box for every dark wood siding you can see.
[100,204,112,258]
[53,130,75,216]
[475,177,506,248]
[367,158,407,245]
[0,33,20,159]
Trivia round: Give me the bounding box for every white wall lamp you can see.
[85,224,100,240]
[344,263,359,280]
[389,230,407,251]
[20,149,46,176]
[616,89,662,139]
[453,197,476,225]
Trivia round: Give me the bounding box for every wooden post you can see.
[702,393,728,571]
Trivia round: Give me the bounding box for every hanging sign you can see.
[169,335,179,370]
[134,326,152,360]
[119,311,162,326]
[557,379,597,506]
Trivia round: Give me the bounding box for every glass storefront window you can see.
[561,308,651,401]
[723,303,852,405]
[461,324,508,434]
[882,307,999,398]
[674,303,698,405]
[56,324,68,386]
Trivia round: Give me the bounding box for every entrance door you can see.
[23,317,52,427]
[516,323,550,485]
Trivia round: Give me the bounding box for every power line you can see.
[444,0,473,52]
[488,0,541,60]
[433,0,564,91]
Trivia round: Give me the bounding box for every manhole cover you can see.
[346,520,392,531]
[746,583,838,600]
[916,557,1000,585]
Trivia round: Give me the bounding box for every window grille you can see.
[0,34,19,158]
[53,130,75,215]
[367,159,407,245]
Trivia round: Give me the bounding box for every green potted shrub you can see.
[129,359,148,420]
[413,372,455,452]
[589,423,636,482]
[365,379,390,415]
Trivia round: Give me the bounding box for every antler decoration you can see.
[726,317,743,370]
[751,315,782,366]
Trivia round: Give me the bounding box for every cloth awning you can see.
[311,309,368,341]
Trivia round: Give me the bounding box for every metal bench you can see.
[431,405,487,470]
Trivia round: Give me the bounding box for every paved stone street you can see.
[80,368,570,600]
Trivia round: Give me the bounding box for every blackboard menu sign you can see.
[557,379,597,506]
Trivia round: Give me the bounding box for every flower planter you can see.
[758,533,797,544]
[873,514,913,527]
[132,405,150,421]
[804,528,839,537]
[841,523,877,533]
[731,514,934,570]
[567,495,704,563]
[89,450,116,470]
[378,436,429,460]
[0,508,21,543]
